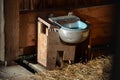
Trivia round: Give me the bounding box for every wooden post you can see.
[4,0,19,65]
[0,0,5,61]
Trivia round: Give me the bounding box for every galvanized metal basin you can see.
[48,15,89,44]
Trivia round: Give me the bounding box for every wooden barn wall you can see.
[73,5,114,60]
[19,0,113,11]
[0,0,5,61]
[73,5,114,46]
[19,10,68,48]
[19,4,114,50]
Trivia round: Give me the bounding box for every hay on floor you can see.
[34,55,112,80]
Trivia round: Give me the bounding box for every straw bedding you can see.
[34,55,112,80]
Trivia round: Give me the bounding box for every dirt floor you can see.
[0,65,35,80]
[0,55,112,80]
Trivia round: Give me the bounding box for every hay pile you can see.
[34,55,112,80]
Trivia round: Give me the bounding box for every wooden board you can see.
[19,0,112,10]
[19,10,67,48]
[4,0,19,65]
[0,0,5,61]
[73,5,114,46]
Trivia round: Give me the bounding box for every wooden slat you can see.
[19,0,24,10]
[19,0,113,10]
[46,0,53,8]
[4,0,19,65]
[0,0,5,61]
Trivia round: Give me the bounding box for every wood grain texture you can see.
[19,10,67,48]
[19,0,113,10]
[4,0,19,65]
[20,5,113,61]
[73,5,114,46]
[0,0,5,61]
[37,19,76,70]
[20,5,113,48]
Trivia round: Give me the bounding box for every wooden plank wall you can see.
[19,0,114,59]
[19,0,112,11]
[19,4,114,48]
[73,5,114,59]
[4,0,19,65]
[73,5,114,46]
[19,10,68,48]
[0,0,5,61]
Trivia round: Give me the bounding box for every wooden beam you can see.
[4,0,19,65]
[0,0,5,61]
